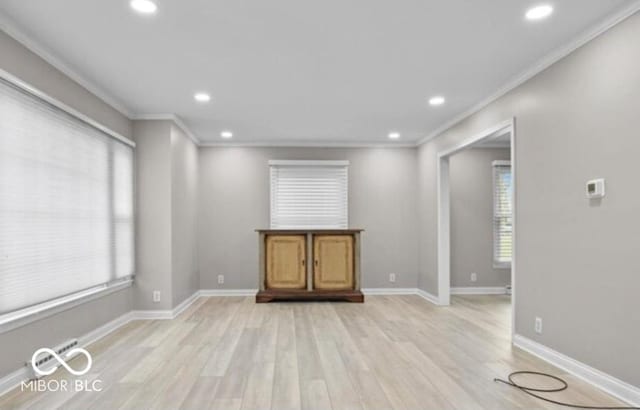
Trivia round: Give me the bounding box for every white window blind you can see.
[0,77,135,316]
[270,160,348,229]
[493,161,512,267]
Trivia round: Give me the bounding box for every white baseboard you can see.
[0,310,140,397]
[79,311,135,348]
[513,334,640,407]
[416,288,442,305]
[1,287,443,397]
[361,288,442,306]
[172,291,201,318]
[451,286,507,295]
[361,288,417,295]
[131,310,174,320]
[0,366,30,398]
[198,289,257,296]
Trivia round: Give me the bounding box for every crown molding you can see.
[0,13,134,118]
[415,1,640,146]
[132,113,201,145]
[198,140,417,148]
[2,1,639,148]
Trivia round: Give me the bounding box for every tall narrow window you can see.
[493,160,512,268]
[270,160,348,229]
[0,77,135,317]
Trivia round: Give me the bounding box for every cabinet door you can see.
[313,235,354,290]
[266,235,307,289]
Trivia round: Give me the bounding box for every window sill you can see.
[0,279,133,334]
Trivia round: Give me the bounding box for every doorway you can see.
[437,119,515,336]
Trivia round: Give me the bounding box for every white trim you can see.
[130,290,202,320]
[0,14,134,118]
[130,309,174,320]
[2,288,456,397]
[172,291,201,318]
[77,311,135,350]
[0,366,30,398]
[0,69,135,147]
[436,119,516,339]
[0,280,133,334]
[199,141,417,148]
[0,309,138,397]
[361,288,442,306]
[361,288,417,295]
[436,156,451,306]
[438,120,513,158]
[415,289,442,306]
[416,0,640,146]
[268,160,350,167]
[0,290,204,394]
[513,334,640,407]
[2,1,640,148]
[132,113,201,145]
[450,287,507,295]
[198,289,258,297]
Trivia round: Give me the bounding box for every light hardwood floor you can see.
[0,295,627,409]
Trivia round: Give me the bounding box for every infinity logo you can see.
[31,348,93,376]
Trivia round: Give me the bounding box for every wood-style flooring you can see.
[0,295,628,409]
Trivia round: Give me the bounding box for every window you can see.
[493,160,512,268]
[0,76,135,319]
[270,160,348,229]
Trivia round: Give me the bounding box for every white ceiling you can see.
[0,0,635,144]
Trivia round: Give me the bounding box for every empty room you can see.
[0,1,638,409]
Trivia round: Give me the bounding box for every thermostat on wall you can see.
[586,178,605,199]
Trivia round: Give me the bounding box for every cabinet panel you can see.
[313,235,354,290]
[266,235,306,289]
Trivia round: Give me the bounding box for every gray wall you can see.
[0,31,130,139]
[133,120,173,310]
[132,121,200,310]
[199,147,419,289]
[0,29,134,377]
[450,148,511,288]
[418,11,640,387]
[170,125,199,306]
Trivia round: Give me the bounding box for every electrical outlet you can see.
[389,273,396,283]
[535,317,543,334]
[218,274,225,285]
[470,272,477,282]
[152,291,161,303]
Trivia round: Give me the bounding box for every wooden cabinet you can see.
[313,235,353,290]
[256,229,363,302]
[265,235,307,289]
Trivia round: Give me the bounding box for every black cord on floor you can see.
[494,371,640,409]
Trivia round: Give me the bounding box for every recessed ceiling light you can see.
[429,96,445,106]
[194,92,211,103]
[221,131,233,139]
[388,132,400,140]
[130,0,157,14]
[525,4,553,21]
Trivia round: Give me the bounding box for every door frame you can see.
[436,118,516,336]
